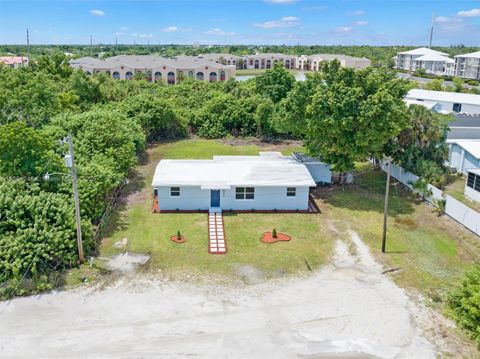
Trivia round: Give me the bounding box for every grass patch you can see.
[319,165,480,300]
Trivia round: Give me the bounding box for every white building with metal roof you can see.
[405,89,480,115]
[151,152,320,212]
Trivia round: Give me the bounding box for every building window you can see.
[235,187,254,200]
[467,172,480,192]
[171,187,180,197]
[154,71,162,81]
[209,71,217,82]
[167,71,175,85]
[286,187,296,197]
[453,103,462,112]
[196,72,204,81]
[125,71,133,80]
[112,71,120,79]
[188,71,194,78]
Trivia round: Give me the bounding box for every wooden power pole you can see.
[66,134,85,263]
[382,157,392,253]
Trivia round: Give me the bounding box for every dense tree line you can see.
[1,44,479,67]
[0,52,452,297]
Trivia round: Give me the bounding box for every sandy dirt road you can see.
[0,232,457,358]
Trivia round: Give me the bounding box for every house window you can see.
[286,187,296,197]
[453,103,462,112]
[170,187,180,197]
[467,172,480,192]
[235,187,254,200]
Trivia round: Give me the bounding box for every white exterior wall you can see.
[158,186,210,210]
[157,186,310,211]
[465,185,480,203]
[406,97,480,115]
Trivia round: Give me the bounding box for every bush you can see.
[448,265,480,345]
[272,228,278,238]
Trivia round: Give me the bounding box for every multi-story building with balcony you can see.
[394,47,451,75]
[454,51,480,81]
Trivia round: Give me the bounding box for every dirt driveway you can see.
[0,232,465,358]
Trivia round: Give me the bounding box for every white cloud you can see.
[114,32,125,36]
[131,33,138,37]
[120,26,128,31]
[348,10,364,16]
[139,33,153,38]
[204,28,235,36]
[457,8,480,17]
[264,0,298,3]
[354,21,368,26]
[434,16,451,23]
[90,9,105,17]
[254,16,300,29]
[335,26,352,33]
[163,26,179,32]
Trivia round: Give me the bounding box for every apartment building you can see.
[454,51,480,80]
[69,55,236,83]
[201,53,369,71]
[394,47,452,75]
[296,54,371,70]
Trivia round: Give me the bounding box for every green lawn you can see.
[100,139,480,301]
[319,168,480,299]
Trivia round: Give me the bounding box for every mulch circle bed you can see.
[261,232,291,243]
[170,235,187,244]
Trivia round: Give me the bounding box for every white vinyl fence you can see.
[380,161,480,237]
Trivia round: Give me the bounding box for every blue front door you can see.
[211,190,220,207]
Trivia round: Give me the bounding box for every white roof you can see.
[447,139,480,159]
[398,47,448,56]
[406,89,480,106]
[152,155,316,188]
[404,99,441,110]
[413,53,453,62]
[454,51,480,59]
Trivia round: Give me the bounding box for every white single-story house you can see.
[447,139,480,174]
[151,152,323,212]
[405,89,480,115]
[465,169,480,203]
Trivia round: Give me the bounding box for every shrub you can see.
[177,230,182,240]
[447,265,480,345]
[272,228,278,238]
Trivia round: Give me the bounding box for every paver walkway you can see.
[208,210,227,254]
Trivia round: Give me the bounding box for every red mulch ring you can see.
[261,232,291,243]
[170,235,187,243]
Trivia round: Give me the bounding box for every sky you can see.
[0,0,479,46]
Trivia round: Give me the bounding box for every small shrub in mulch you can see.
[170,230,187,243]
[261,231,291,243]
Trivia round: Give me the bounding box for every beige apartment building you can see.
[296,54,371,70]
[70,55,236,83]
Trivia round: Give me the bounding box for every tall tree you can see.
[255,63,295,103]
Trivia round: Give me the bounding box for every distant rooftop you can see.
[397,47,449,56]
[454,51,480,58]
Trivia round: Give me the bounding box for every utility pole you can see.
[26,28,30,66]
[90,35,93,57]
[115,36,118,52]
[382,157,392,253]
[429,12,434,49]
[66,134,85,263]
